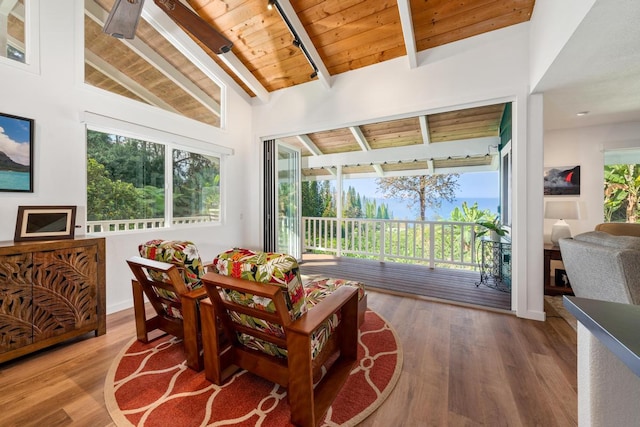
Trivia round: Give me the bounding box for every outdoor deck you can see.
[300,253,512,312]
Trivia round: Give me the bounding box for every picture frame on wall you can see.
[0,112,34,192]
[544,165,580,196]
[14,206,77,242]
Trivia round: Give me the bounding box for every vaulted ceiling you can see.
[185,0,535,97]
[8,0,535,178]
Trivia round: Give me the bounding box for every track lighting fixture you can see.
[268,0,318,80]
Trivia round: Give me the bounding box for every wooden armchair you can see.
[126,240,208,371]
[200,249,359,427]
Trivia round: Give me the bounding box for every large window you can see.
[1,0,26,63]
[87,129,221,233]
[84,1,224,128]
[604,148,640,223]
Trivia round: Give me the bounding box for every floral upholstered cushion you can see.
[138,240,205,318]
[303,277,366,309]
[139,240,205,290]
[212,248,306,318]
[213,248,336,359]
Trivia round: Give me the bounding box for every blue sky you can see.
[0,115,32,166]
[344,171,500,199]
[0,115,31,143]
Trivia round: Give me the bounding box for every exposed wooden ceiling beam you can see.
[349,126,371,151]
[139,0,264,104]
[85,0,221,117]
[349,126,384,176]
[0,0,18,54]
[419,115,430,144]
[277,0,332,89]
[85,50,180,113]
[397,0,418,69]
[152,0,232,54]
[0,0,18,15]
[304,136,500,170]
[296,134,323,156]
[218,51,270,102]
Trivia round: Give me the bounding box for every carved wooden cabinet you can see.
[0,237,106,363]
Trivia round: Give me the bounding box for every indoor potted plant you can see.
[476,217,509,241]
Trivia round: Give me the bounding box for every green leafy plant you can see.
[475,217,509,238]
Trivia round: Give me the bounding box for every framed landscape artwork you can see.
[0,112,34,192]
[544,165,580,196]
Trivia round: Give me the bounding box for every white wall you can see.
[253,23,546,320]
[529,0,596,91]
[544,121,640,240]
[6,2,616,321]
[0,0,259,314]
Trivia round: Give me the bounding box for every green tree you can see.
[87,131,165,187]
[604,164,640,223]
[376,174,460,220]
[173,149,220,217]
[449,201,494,223]
[302,181,324,217]
[86,158,145,221]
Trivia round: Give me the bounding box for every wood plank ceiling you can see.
[186,0,535,94]
[15,0,531,177]
[182,0,529,177]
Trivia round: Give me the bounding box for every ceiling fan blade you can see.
[153,0,233,54]
[103,0,146,39]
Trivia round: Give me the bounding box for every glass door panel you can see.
[276,142,301,259]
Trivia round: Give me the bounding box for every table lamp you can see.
[545,201,580,246]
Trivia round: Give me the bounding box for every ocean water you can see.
[0,170,30,191]
[378,197,501,220]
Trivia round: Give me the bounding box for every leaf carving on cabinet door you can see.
[31,246,99,340]
[0,253,34,351]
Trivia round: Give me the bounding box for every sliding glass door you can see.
[275,142,301,259]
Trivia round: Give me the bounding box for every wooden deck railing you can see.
[303,216,484,269]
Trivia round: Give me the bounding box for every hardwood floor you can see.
[0,291,577,426]
[301,254,512,311]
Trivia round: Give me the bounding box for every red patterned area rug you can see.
[105,311,402,426]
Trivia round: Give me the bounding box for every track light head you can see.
[310,71,317,78]
[292,38,301,48]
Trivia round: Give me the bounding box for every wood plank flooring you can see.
[301,254,512,311]
[0,290,577,426]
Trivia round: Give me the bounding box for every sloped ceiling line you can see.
[141,1,267,103]
[86,0,221,116]
[419,115,430,144]
[277,0,332,89]
[296,134,322,156]
[349,126,384,176]
[397,0,417,68]
[85,50,180,113]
